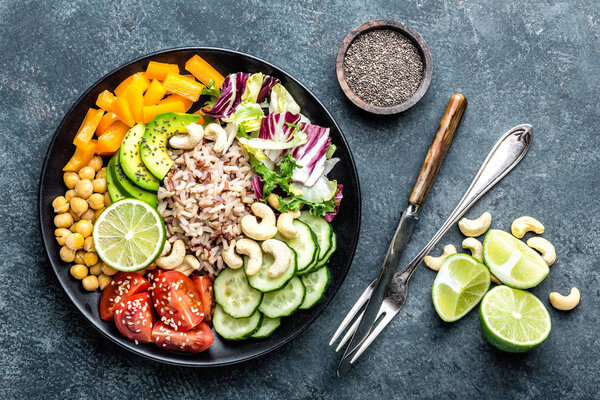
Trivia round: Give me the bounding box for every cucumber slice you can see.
[275,220,318,273]
[300,267,331,309]
[214,268,262,318]
[247,247,297,293]
[309,232,337,272]
[251,315,281,339]
[299,211,332,263]
[259,276,305,318]
[213,305,262,340]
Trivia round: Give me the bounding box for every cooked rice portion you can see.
[157,139,256,276]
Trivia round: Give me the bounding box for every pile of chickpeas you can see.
[53,155,118,292]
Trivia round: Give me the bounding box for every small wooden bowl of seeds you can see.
[336,20,433,115]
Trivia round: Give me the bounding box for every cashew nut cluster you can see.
[462,238,483,262]
[222,240,243,269]
[458,212,492,237]
[241,203,278,241]
[549,287,580,311]
[527,236,556,266]
[156,240,186,269]
[277,210,301,239]
[236,238,262,276]
[174,255,201,276]
[169,122,204,149]
[204,123,227,153]
[424,244,457,272]
[511,216,544,238]
[262,239,292,278]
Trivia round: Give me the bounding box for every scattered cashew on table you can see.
[424,244,457,272]
[511,216,544,238]
[549,287,580,311]
[458,212,492,237]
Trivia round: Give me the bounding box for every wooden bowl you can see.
[336,20,433,115]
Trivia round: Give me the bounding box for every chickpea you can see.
[59,246,76,262]
[101,263,118,276]
[88,156,103,172]
[104,192,112,207]
[74,250,86,264]
[69,209,81,222]
[98,274,112,290]
[70,197,88,216]
[89,261,102,275]
[88,193,105,210]
[92,178,107,193]
[55,228,71,246]
[52,196,69,213]
[75,179,93,199]
[63,172,80,189]
[83,236,95,252]
[65,232,84,250]
[95,167,107,180]
[80,209,95,222]
[94,209,104,220]
[54,213,73,228]
[84,251,98,266]
[65,189,76,201]
[70,264,88,280]
[78,166,95,180]
[82,275,99,291]
[74,219,93,238]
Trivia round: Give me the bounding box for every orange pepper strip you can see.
[125,85,144,123]
[159,94,193,112]
[73,108,104,147]
[112,96,135,127]
[185,55,225,89]
[146,61,179,80]
[162,74,204,102]
[96,121,130,156]
[114,72,150,97]
[96,90,116,112]
[63,140,97,171]
[143,101,185,124]
[96,112,119,136]
[192,110,205,125]
[143,79,166,106]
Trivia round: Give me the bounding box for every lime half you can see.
[93,199,165,272]
[480,285,551,352]
[483,229,549,289]
[432,254,491,322]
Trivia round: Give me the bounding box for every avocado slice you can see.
[140,112,200,179]
[106,155,127,203]
[110,153,158,208]
[119,123,160,192]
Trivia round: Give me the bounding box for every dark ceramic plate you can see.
[38,47,361,367]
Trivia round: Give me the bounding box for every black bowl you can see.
[38,47,361,367]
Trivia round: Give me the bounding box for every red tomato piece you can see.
[114,292,154,343]
[99,272,151,321]
[191,275,215,326]
[150,270,204,331]
[152,321,214,353]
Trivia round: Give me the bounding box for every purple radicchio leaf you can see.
[203,72,250,118]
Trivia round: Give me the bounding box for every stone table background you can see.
[1,0,599,398]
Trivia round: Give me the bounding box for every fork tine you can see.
[348,306,398,364]
[335,309,364,352]
[329,281,375,346]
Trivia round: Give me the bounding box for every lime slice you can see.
[432,254,491,322]
[93,199,165,272]
[483,229,549,289]
[480,285,551,352]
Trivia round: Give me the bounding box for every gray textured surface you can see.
[1,0,599,398]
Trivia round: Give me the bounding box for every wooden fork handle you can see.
[409,94,468,206]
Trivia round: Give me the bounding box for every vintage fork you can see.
[330,124,533,375]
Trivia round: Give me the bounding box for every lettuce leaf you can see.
[269,83,301,114]
[289,123,331,187]
[241,73,264,104]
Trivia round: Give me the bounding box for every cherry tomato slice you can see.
[150,270,204,331]
[99,272,150,321]
[114,292,154,343]
[191,275,215,326]
[152,321,214,353]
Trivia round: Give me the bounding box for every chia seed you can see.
[343,29,424,107]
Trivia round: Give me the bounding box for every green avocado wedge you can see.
[119,123,160,191]
[140,112,200,180]
[106,156,127,203]
[109,153,158,208]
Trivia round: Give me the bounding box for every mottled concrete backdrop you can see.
[1,0,599,398]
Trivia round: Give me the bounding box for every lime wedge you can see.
[483,229,549,289]
[479,285,551,352]
[93,199,165,272]
[432,254,491,322]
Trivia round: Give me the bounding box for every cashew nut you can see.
[222,240,243,269]
[458,212,492,237]
[235,238,262,276]
[462,238,483,262]
[156,239,185,269]
[169,123,204,149]
[241,202,277,240]
[549,287,580,311]
[511,216,544,238]
[262,239,292,278]
[424,244,457,272]
[204,123,227,153]
[527,236,556,266]
[160,240,171,257]
[277,210,301,239]
[489,273,502,285]
[174,254,201,276]
[267,193,280,209]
